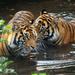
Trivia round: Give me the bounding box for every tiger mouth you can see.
[20,48,31,56]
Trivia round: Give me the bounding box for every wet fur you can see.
[0,11,37,56]
[33,10,75,45]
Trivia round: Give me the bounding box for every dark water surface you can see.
[0,0,75,75]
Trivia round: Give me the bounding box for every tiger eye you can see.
[39,21,41,23]
[42,23,45,26]
[22,25,24,26]
[20,31,23,34]
[29,19,34,24]
[26,30,29,32]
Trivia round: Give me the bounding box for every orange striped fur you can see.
[0,11,37,57]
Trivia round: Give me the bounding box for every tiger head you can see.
[7,22,37,56]
[33,9,59,41]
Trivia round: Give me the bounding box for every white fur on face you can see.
[32,29,37,39]
[8,33,18,48]
[48,31,59,42]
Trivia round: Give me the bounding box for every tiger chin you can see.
[33,9,75,45]
[0,11,37,57]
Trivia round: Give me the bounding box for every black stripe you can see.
[13,33,18,45]
[1,49,4,56]
[48,18,51,23]
[17,12,23,18]
[44,27,54,40]
[21,16,29,22]
[17,21,25,24]
[67,23,71,41]
[54,37,62,45]
[39,17,50,26]
[21,12,34,23]
[61,21,65,28]
[17,36,23,43]
[48,29,50,36]
[44,18,51,25]
[52,36,62,45]
[71,22,75,24]
[16,11,34,20]
[44,19,50,26]
[72,26,74,41]
[24,12,34,19]
[49,28,54,38]
[24,26,29,29]
[23,14,33,20]
[5,42,14,56]
[17,17,29,23]
[55,24,59,31]
[46,25,49,29]
[20,31,23,34]
[2,43,6,55]
[45,25,50,36]
[14,18,24,22]
[14,17,30,24]
[69,23,75,41]
[42,25,49,36]
[45,15,52,20]
[64,22,68,30]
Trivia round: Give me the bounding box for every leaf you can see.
[2,26,5,33]
[2,30,7,34]
[1,38,8,43]
[8,29,13,32]
[2,60,13,68]
[0,68,2,74]
[6,25,13,33]
[2,69,17,74]
[2,26,5,30]
[7,31,10,35]
[0,57,8,63]
[6,25,12,29]
[0,20,5,26]
[39,73,46,75]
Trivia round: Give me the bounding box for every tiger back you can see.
[33,10,75,45]
[0,11,37,57]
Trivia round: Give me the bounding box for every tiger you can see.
[0,11,37,57]
[33,9,75,45]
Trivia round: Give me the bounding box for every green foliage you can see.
[32,73,46,75]
[32,73,38,75]
[2,25,13,35]
[0,38,8,43]
[0,20,17,74]
[2,24,13,35]
[0,20,5,26]
[0,19,13,43]
[0,57,17,74]
[39,73,46,75]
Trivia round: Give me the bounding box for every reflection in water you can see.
[36,59,75,70]
[8,43,75,75]
[34,43,75,71]
[0,0,75,75]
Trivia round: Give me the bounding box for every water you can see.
[0,0,75,75]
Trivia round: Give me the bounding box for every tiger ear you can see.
[40,9,47,15]
[12,21,20,31]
